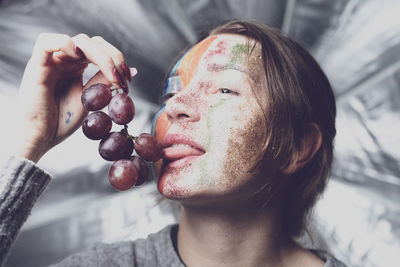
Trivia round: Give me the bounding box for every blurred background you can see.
[0,0,399,266]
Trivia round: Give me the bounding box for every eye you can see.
[219,88,233,94]
[218,88,239,95]
[163,93,176,103]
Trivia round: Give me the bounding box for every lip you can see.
[161,134,206,166]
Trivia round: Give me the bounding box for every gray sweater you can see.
[0,157,347,267]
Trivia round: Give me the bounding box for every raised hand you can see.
[14,33,131,163]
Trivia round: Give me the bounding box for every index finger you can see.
[30,33,83,65]
[71,34,123,89]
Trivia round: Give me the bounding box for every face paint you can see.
[198,98,229,185]
[153,34,268,201]
[163,76,182,99]
[226,43,249,69]
[204,40,227,60]
[152,35,218,142]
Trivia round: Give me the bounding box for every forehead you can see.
[163,34,249,97]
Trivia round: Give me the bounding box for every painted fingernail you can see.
[129,67,138,78]
[122,62,132,82]
[74,45,85,59]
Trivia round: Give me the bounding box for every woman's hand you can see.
[14,33,131,163]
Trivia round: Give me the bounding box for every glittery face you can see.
[152,34,268,202]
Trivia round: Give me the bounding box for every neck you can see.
[177,198,291,267]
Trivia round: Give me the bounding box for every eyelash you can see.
[219,88,238,95]
[163,93,175,102]
[163,88,237,103]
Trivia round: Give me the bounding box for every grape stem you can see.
[120,124,137,141]
[110,87,121,96]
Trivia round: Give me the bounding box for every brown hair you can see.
[210,20,336,239]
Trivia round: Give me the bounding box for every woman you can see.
[0,20,346,266]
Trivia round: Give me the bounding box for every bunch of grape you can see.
[81,82,162,191]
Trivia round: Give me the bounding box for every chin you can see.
[157,174,227,203]
[155,156,201,198]
[154,159,240,202]
[157,170,200,200]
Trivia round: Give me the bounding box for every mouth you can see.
[161,134,206,169]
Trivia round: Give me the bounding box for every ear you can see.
[283,123,322,175]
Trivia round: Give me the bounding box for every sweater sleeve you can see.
[0,156,52,267]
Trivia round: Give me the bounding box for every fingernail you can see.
[129,67,138,78]
[122,62,132,82]
[74,45,85,59]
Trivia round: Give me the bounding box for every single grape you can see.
[82,111,112,140]
[99,132,134,161]
[131,156,149,186]
[108,93,135,125]
[108,159,138,191]
[81,83,112,111]
[134,133,163,162]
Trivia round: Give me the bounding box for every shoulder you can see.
[288,246,348,267]
[310,250,348,267]
[48,241,135,267]
[49,224,183,267]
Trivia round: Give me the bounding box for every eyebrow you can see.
[162,75,182,99]
[207,63,247,74]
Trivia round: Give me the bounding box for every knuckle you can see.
[105,58,115,68]
[59,34,72,46]
[75,33,90,40]
[114,51,124,63]
[36,32,50,44]
[35,33,55,50]
[91,36,105,42]
[35,33,72,52]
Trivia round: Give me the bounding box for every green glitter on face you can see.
[198,98,229,186]
[224,44,249,70]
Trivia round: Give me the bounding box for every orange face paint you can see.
[176,35,217,88]
[152,36,218,142]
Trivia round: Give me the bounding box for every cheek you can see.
[222,106,267,181]
[202,99,267,178]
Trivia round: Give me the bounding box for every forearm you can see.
[0,156,51,266]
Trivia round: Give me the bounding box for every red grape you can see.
[81,83,112,111]
[108,93,135,125]
[82,111,112,140]
[135,133,163,162]
[99,132,134,161]
[108,159,138,191]
[79,77,163,191]
[131,156,149,186]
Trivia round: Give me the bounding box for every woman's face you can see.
[153,34,268,203]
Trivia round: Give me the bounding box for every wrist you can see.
[13,140,48,164]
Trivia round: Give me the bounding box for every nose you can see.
[164,87,201,123]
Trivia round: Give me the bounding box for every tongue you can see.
[163,145,204,160]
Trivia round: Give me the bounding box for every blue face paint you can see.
[161,48,193,99]
[162,76,182,101]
